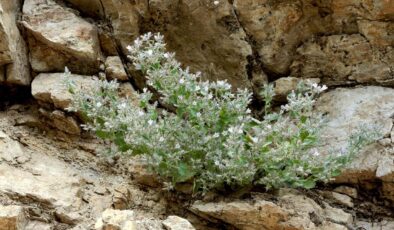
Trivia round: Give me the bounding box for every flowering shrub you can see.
[65,33,379,193]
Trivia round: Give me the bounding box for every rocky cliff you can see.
[0,0,393,229]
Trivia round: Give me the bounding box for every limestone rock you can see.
[94,209,136,230]
[129,157,161,188]
[22,0,102,74]
[0,205,27,230]
[191,199,288,230]
[191,190,351,230]
[105,56,128,81]
[291,35,393,86]
[234,0,327,75]
[323,204,353,225]
[31,73,96,110]
[0,0,30,85]
[356,220,394,230]
[0,159,81,211]
[315,87,394,185]
[0,130,30,165]
[144,0,252,90]
[162,216,195,230]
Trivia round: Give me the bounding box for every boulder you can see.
[0,205,27,230]
[22,0,102,74]
[0,0,30,85]
[31,73,96,110]
[162,216,195,230]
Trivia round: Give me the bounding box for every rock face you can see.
[191,190,353,230]
[291,35,393,86]
[22,0,102,74]
[316,86,394,200]
[0,205,26,230]
[0,0,30,85]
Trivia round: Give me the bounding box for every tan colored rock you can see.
[191,190,353,230]
[129,157,161,188]
[145,0,252,90]
[31,73,96,110]
[333,186,358,199]
[356,220,394,230]
[191,199,288,230]
[0,130,30,165]
[273,77,320,101]
[331,192,354,208]
[94,209,136,230]
[316,87,394,185]
[105,56,128,81]
[22,0,102,74]
[0,205,27,230]
[358,20,394,47]
[0,0,30,85]
[323,204,353,225]
[234,0,327,75]
[50,110,81,135]
[119,83,140,106]
[162,216,195,230]
[291,35,393,86]
[0,159,81,210]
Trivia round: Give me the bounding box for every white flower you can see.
[196,112,201,118]
[213,0,219,5]
[175,143,180,149]
[148,120,154,126]
[192,101,197,106]
[195,85,201,91]
[213,133,220,138]
[179,78,185,84]
[164,53,170,58]
[159,137,165,142]
[138,111,145,116]
[146,50,153,56]
[96,102,102,107]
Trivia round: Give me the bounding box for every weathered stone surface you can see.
[22,0,102,74]
[105,56,128,81]
[316,87,394,185]
[143,0,252,90]
[191,199,288,230]
[0,130,30,165]
[358,20,394,47]
[0,205,27,230]
[291,35,393,86]
[323,204,353,225]
[31,73,96,110]
[191,190,351,230]
[94,209,136,230]
[356,220,394,230]
[0,159,81,210]
[0,0,30,85]
[162,216,195,230]
[234,0,328,75]
[49,110,81,135]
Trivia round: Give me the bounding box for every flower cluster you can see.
[66,33,379,193]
